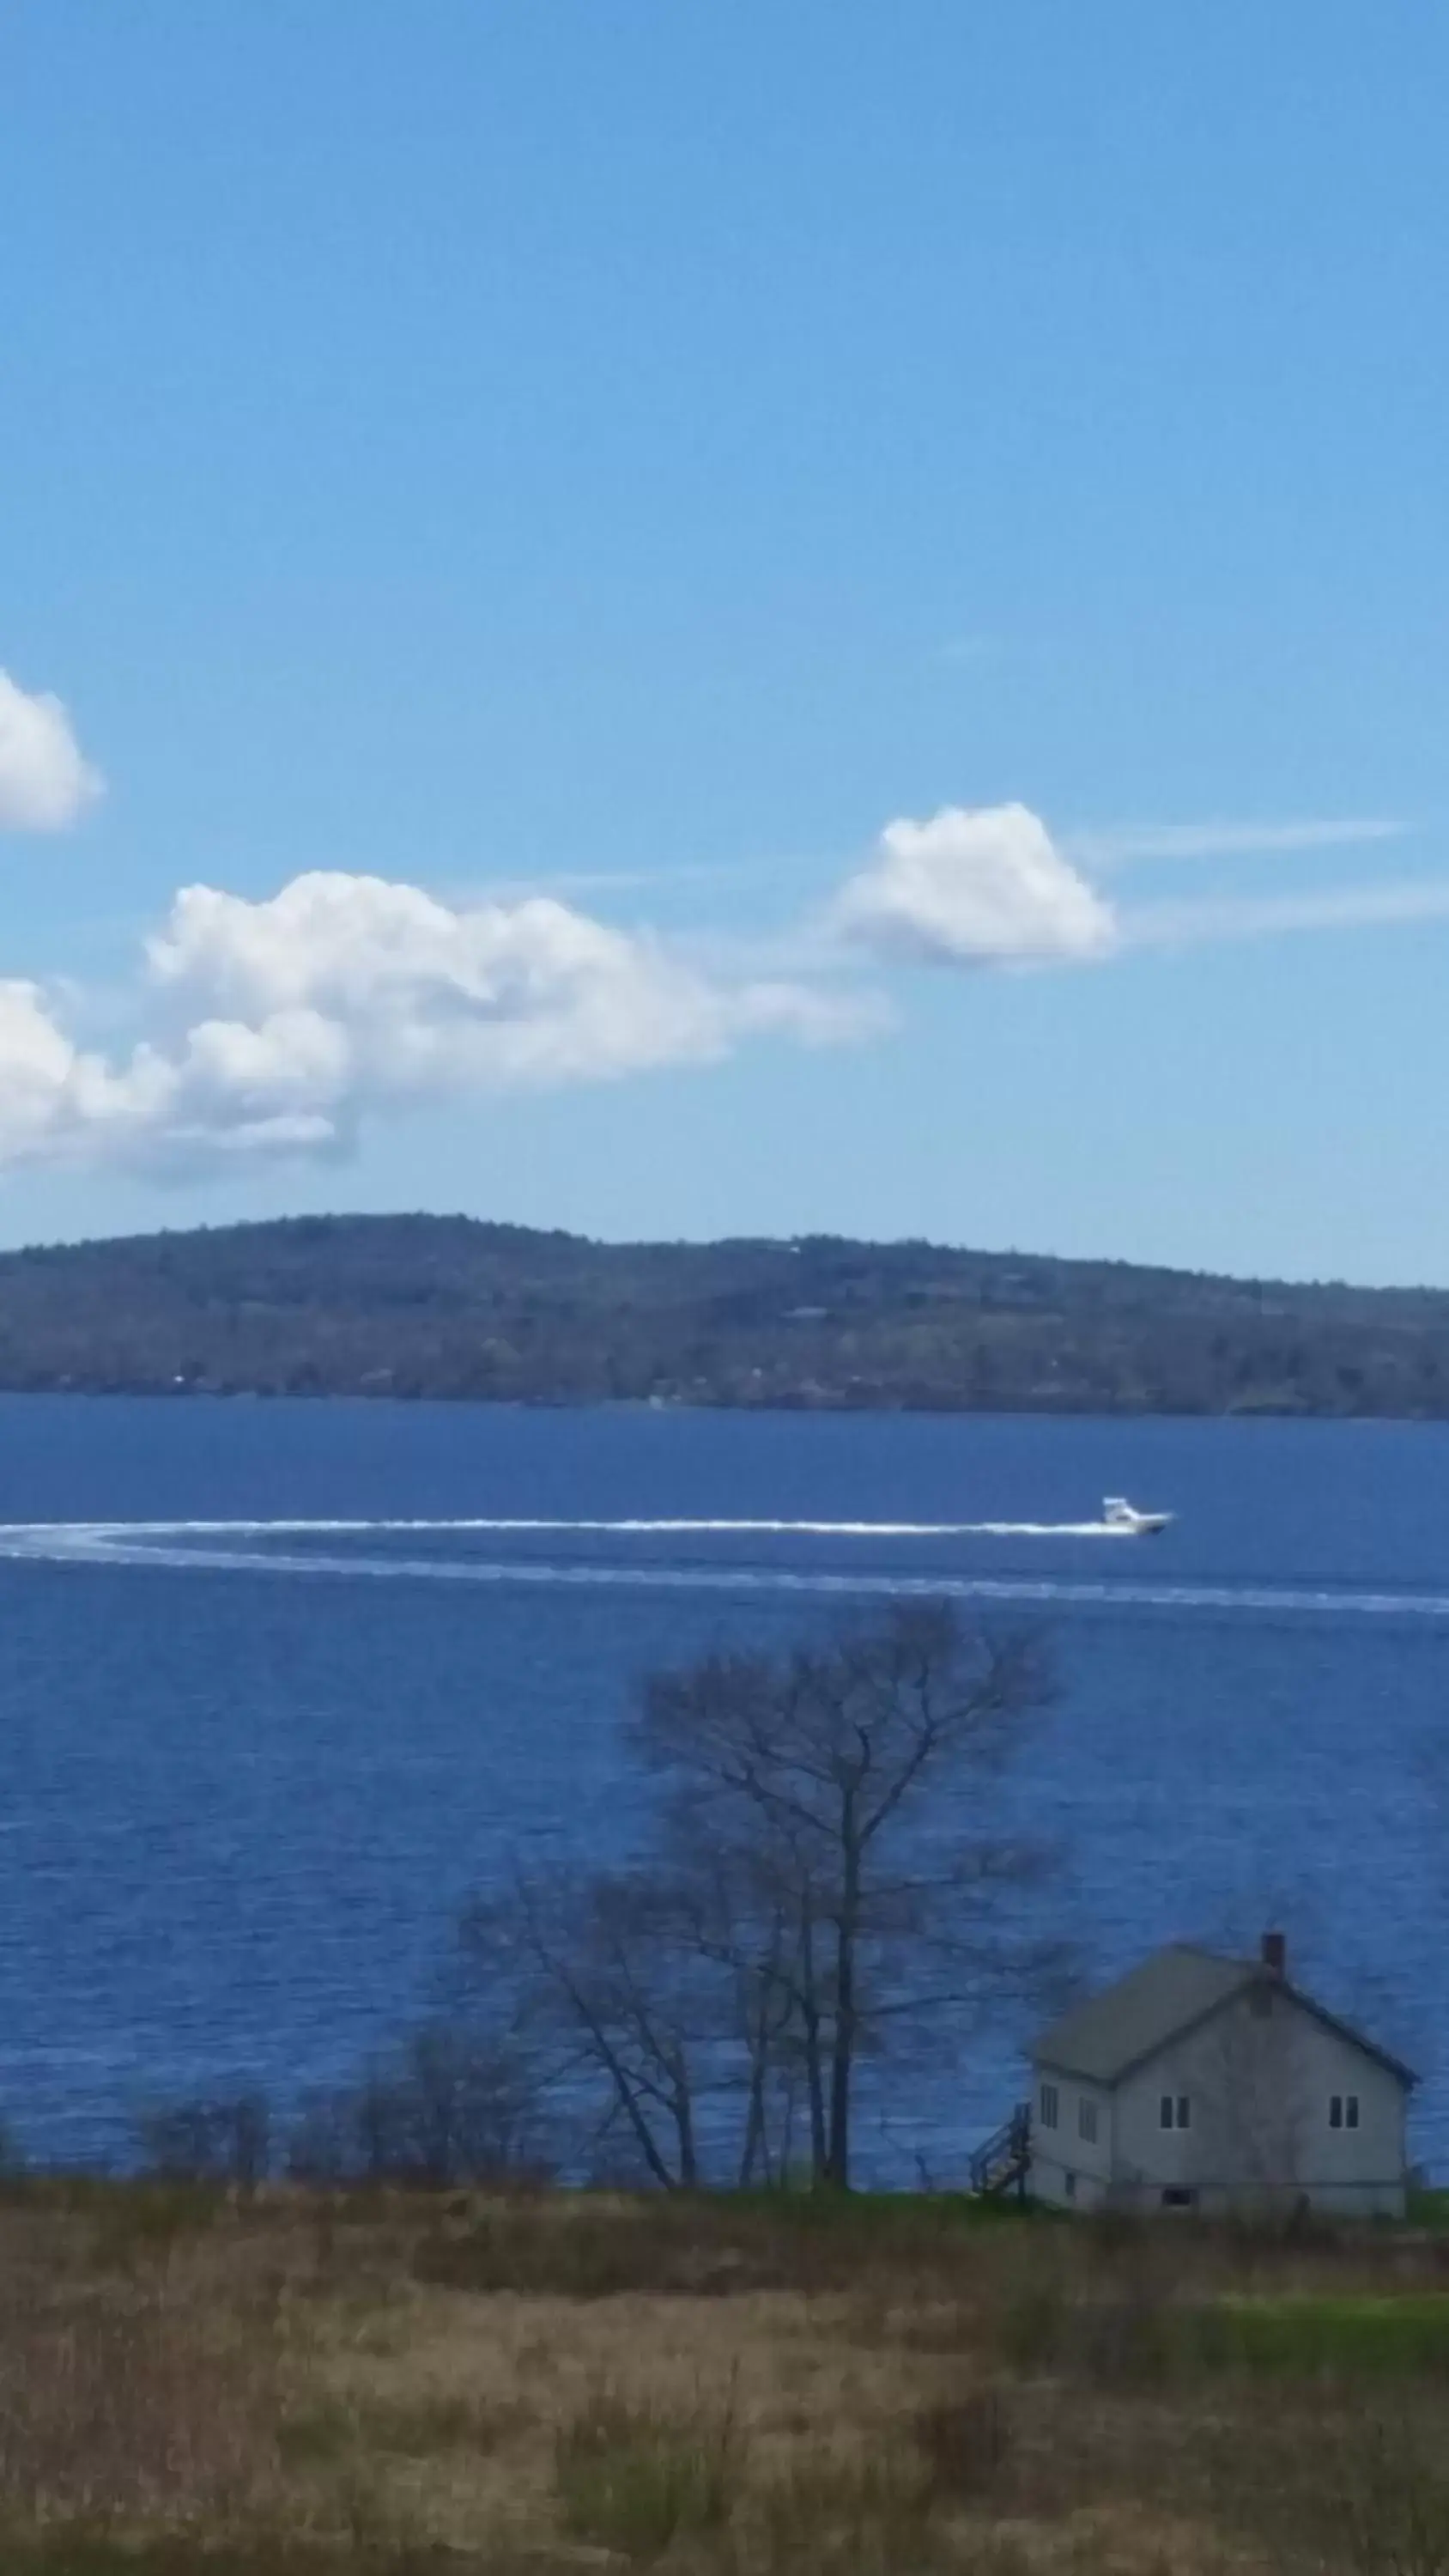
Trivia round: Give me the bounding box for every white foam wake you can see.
[0,1522,1441,1621]
[0,1516,1441,1621]
[0,1512,1131,1543]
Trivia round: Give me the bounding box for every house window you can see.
[1330,2094,1361,2131]
[1159,2093,1191,2130]
[1040,2082,1059,2130]
[1064,2171,1077,2200]
[1078,2098,1098,2144]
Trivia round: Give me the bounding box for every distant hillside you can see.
[0,1213,1448,1415]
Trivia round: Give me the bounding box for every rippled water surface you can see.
[1,1395,1446,2168]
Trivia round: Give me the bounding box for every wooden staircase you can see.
[969,2104,1031,2199]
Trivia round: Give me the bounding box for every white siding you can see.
[1029,2066,1114,2209]
[1032,1985,1409,2216]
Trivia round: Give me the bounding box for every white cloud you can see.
[0,671,102,830]
[147,872,863,1111]
[0,787,1438,1181]
[0,871,874,1174]
[835,802,1117,967]
[0,981,173,1166]
[1069,817,1407,869]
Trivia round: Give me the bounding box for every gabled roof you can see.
[1032,1944,1416,2089]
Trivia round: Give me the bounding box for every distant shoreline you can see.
[3,1211,1449,1418]
[0,1382,1437,1427]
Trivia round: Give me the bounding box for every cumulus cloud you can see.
[0,789,1434,1181]
[145,873,864,1131]
[0,872,873,1173]
[835,802,1117,967]
[0,982,172,1167]
[0,671,102,830]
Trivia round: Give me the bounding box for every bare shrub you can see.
[136,2092,272,2196]
[288,2025,549,2190]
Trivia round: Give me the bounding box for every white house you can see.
[1023,1934,1415,2216]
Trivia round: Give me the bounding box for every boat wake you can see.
[0,1516,1442,1621]
[0,1513,1131,1542]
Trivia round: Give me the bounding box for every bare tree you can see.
[632,1601,1059,2189]
[461,1867,731,2190]
[452,1605,1062,2192]
[1196,1991,1313,2209]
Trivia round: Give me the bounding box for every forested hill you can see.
[3,1212,1449,1415]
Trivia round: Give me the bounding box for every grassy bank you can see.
[3,2183,1449,2572]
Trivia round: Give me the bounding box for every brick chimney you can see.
[1261,1930,1287,1977]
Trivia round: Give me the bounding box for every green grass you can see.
[554,2384,741,2561]
[1213,2293,1449,2376]
[983,2278,1449,2384]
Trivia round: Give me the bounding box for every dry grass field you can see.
[3,2184,1449,2573]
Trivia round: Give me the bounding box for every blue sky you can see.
[3,2,1447,1280]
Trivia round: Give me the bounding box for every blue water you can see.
[0,1394,1446,2173]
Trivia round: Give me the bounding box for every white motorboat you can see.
[1101,1495,1173,1536]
